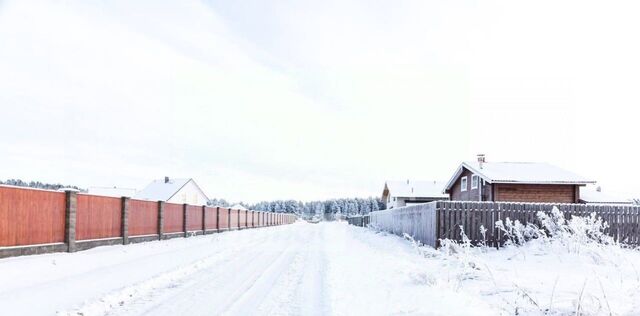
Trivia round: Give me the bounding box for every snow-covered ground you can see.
[1,220,639,315]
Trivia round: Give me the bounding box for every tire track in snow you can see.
[57,227,290,316]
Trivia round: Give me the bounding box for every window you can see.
[461,176,467,192]
[471,175,479,190]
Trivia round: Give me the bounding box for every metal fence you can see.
[0,185,297,258]
[368,201,640,248]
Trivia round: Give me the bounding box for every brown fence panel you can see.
[186,205,203,231]
[129,199,158,236]
[218,207,229,230]
[76,194,121,240]
[163,203,184,233]
[230,209,239,229]
[432,201,640,247]
[204,207,218,230]
[0,186,66,247]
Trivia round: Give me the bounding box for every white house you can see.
[134,177,209,205]
[382,180,449,209]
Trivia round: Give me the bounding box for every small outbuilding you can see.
[444,155,595,203]
[382,180,449,209]
[579,185,632,205]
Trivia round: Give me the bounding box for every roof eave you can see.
[491,180,597,185]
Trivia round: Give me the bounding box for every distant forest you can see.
[0,179,86,192]
[209,197,385,218]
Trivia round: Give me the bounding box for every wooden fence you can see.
[368,201,640,248]
[0,185,297,258]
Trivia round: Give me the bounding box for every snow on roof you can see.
[445,161,596,191]
[134,178,191,201]
[230,204,248,210]
[579,185,632,204]
[384,180,448,198]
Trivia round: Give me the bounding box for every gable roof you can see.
[384,180,448,199]
[444,161,596,192]
[579,185,632,204]
[134,178,208,202]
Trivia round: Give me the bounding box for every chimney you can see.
[164,176,170,183]
[477,154,485,169]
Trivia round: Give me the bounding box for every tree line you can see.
[209,197,386,219]
[0,179,86,192]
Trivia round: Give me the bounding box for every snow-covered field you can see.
[1,219,639,315]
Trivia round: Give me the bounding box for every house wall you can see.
[386,196,448,209]
[449,168,483,201]
[449,167,579,203]
[493,184,578,203]
[167,181,208,206]
[384,196,404,209]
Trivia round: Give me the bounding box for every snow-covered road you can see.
[1,221,476,316]
[8,220,635,316]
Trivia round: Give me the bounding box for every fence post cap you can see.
[59,188,80,193]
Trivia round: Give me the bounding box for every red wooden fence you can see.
[251,211,257,227]
[186,205,202,231]
[0,186,66,246]
[129,199,158,236]
[76,194,121,240]
[229,209,239,229]
[163,203,183,233]
[239,210,247,228]
[218,207,229,230]
[0,185,297,258]
[204,206,217,230]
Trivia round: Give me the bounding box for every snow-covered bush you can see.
[430,207,634,315]
[495,217,544,246]
[536,207,616,256]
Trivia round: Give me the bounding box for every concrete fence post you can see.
[202,205,206,233]
[64,190,77,253]
[121,197,130,245]
[215,207,220,231]
[158,201,165,240]
[183,203,189,237]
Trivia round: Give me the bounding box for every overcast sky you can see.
[0,0,639,203]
